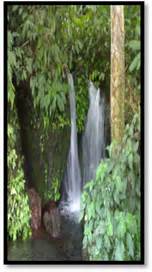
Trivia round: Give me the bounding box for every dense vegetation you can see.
[80,113,140,260]
[7,100,31,240]
[8,5,111,131]
[7,4,141,261]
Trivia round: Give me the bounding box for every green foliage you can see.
[8,31,16,109]
[30,77,68,118]
[8,5,110,131]
[125,6,141,75]
[128,38,140,73]
[8,5,140,131]
[125,6,141,122]
[8,124,31,241]
[129,53,140,72]
[80,113,140,261]
[76,77,88,132]
[43,173,61,202]
[8,25,31,241]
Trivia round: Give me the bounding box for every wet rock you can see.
[28,188,41,231]
[43,201,61,238]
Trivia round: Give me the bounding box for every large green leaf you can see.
[114,240,125,261]
[129,53,140,72]
[126,233,134,258]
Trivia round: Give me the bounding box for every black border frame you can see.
[4,0,145,265]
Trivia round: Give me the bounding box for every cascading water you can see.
[60,73,81,215]
[60,78,105,216]
[82,81,105,186]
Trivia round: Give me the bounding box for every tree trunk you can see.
[110,5,125,143]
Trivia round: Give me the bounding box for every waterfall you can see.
[60,78,105,216]
[82,81,105,186]
[60,73,81,214]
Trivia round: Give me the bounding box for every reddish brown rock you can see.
[28,188,41,232]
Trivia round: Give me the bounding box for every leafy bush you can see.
[80,113,140,261]
[8,123,32,241]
